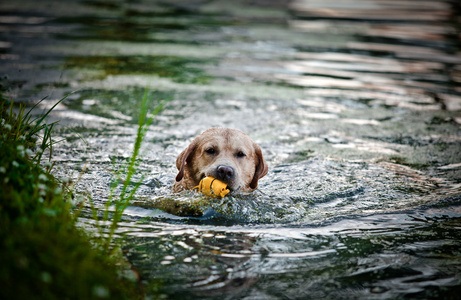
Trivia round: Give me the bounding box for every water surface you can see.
[1,0,460,298]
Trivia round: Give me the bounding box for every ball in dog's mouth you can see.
[193,176,230,197]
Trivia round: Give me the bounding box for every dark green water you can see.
[1,0,460,298]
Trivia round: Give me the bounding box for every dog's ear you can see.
[250,144,268,190]
[175,140,197,182]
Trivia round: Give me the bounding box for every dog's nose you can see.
[216,165,234,180]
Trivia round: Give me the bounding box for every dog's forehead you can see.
[199,129,253,150]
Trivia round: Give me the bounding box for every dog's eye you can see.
[205,148,216,155]
[236,151,246,158]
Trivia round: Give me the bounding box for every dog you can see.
[173,128,268,194]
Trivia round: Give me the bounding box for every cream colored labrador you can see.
[173,128,268,193]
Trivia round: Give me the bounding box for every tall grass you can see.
[94,90,166,253]
[1,94,142,299]
[1,96,67,165]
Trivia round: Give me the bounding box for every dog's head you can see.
[175,128,268,193]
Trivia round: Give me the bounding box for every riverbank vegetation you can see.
[0,89,151,299]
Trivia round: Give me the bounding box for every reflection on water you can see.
[94,205,461,299]
[1,0,460,298]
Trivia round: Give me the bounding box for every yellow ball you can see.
[193,177,230,197]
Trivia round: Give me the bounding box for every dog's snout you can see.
[217,165,234,180]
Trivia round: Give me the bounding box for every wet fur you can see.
[173,128,268,193]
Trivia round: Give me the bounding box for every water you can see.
[1,0,461,298]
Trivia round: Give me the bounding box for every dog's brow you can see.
[232,144,251,155]
[202,142,219,150]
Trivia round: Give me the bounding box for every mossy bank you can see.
[0,94,143,299]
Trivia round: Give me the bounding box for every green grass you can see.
[0,90,162,299]
[97,89,166,253]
